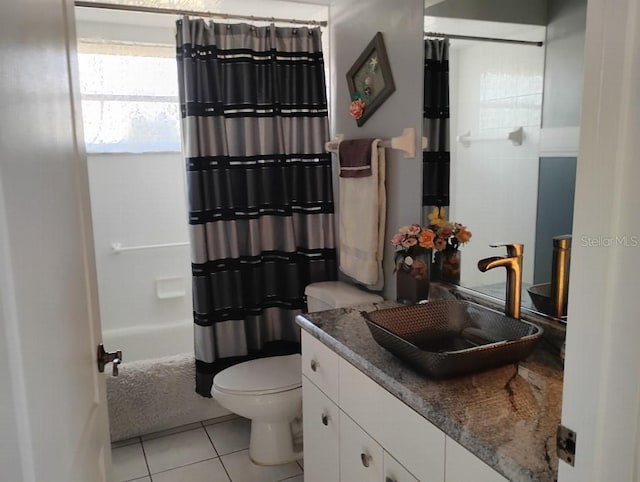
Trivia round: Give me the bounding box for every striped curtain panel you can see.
[176,18,337,397]
[422,39,450,214]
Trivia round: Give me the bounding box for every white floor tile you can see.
[143,428,217,474]
[220,449,302,482]
[111,443,149,482]
[205,417,251,455]
[151,458,230,482]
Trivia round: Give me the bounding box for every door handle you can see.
[97,344,122,376]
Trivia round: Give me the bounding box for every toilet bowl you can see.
[212,281,383,466]
[212,354,302,465]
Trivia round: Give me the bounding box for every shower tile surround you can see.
[296,287,564,482]
[445,22,546,290]
[111,416,303,482]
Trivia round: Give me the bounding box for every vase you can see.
[396,252,430,304]
[432,249,461,284]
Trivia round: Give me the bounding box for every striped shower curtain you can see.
[422,38,450,216]
[176,18,337,397]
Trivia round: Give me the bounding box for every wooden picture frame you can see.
[346,32,396,127]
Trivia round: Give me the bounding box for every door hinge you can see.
[557,424,577,466]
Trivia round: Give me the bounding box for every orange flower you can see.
[349,99,365,120]
[418,229,435,249]
[456,226,472,244]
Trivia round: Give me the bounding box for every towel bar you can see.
[325,127,428,159]
[457,127,524,147]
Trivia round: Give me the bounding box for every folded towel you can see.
[339,139,386,288]
[338,138,375,177]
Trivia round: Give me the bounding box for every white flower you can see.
[404,256,414,266]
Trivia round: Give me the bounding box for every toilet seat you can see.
[213,354,302,396]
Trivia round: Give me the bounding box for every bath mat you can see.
[106,352,229,441]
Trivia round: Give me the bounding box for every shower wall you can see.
[87,153,193,362]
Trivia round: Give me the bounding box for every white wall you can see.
[330,0,425,301]
[446,27,545,288]
[87,153,192,361]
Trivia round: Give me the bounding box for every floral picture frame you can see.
[346,32,396,127]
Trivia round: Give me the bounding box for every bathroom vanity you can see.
[296,300,563,482]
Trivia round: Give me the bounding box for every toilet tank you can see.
[305,281,383,313]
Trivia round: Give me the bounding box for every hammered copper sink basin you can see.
[362,300,543,378]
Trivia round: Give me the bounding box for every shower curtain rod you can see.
[74,1,328,27]
[425,31,543,47]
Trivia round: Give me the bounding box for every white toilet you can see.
[211,281,383,465]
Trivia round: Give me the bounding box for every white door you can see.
[0,0,112,481]
[559,0,640,480]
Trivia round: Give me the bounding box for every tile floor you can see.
[111,416,303,482]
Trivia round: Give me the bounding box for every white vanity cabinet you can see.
[302,378,341,482]
[302,331,441,481]
[339,357,445,481]
[301,333,342,482]
[444,438,509,482]
[339,411,384,481]
[301,331,511,482]
[384,452,420,482]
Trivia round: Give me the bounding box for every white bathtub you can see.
[102,318,193,363]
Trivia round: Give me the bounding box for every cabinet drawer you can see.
[339,358,446,482]
[302,377,340,482]
[445,437,508,482]
[340,411,384,482]
[301,331,340,402]
[384,451,419,482]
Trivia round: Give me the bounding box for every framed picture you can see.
[346,32,396,127]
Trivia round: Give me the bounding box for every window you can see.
[77,40,181,153]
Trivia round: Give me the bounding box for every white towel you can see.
[339,139,386,288]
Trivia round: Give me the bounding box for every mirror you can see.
[422,0,587,321]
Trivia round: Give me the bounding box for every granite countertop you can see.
[296,299,564,482]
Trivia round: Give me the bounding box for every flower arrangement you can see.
[425,207,472,252]
[391,208,472,270]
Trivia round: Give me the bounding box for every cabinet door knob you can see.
[310,359,318,372]
[386,478,397,482]
[361,452,372,468]
[321,413,329,426]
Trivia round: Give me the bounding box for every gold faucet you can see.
[477,243,524,319]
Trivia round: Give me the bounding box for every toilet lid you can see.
[213,354,302,395]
